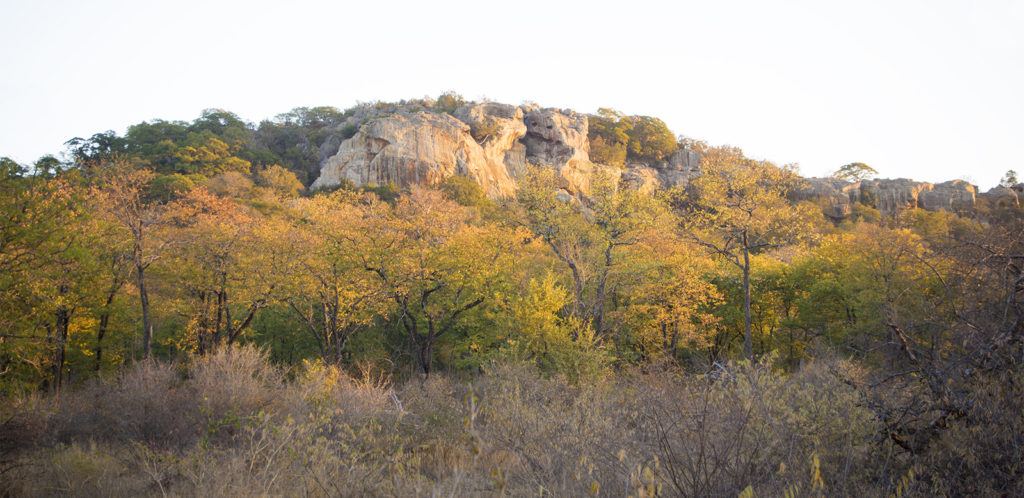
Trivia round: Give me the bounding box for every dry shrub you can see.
[288,359,394,422]
[189,344,282,443]
[634,358,881,497]
[49,360,198,448]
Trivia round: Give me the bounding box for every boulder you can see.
[312,110,520,197]
[621,165,662,194]
[918,180,976,212]
[979,186,1020,209]
[453,102,528,179]
[521,106,598,194]
[792,178,860,220]
[858,179,933,215]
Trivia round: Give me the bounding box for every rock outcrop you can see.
[796,177,984,219]
[311,98,1010,221]
[314,102,621,197]
[312,106,524,197]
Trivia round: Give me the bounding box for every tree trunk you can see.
[742,243,753,361]
[52,286,71,392]
[592,243,614,337]
[94,291,117,372]
[137,261,153,359]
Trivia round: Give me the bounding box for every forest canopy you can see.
[2,96,1024,496]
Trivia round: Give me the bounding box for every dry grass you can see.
[4,345,1018,496]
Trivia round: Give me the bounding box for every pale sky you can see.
[1,0,1021,188]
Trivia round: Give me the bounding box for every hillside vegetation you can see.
[1,94,1023,496]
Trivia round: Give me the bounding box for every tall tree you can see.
[518,168,665,337]
[833,162,878,182]
[674,146,819,359]
[91,162,166,358]
[361,187,515,375]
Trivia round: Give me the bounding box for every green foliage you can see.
[588,109,678,165]
[439,175,488,207]
[625,115,677,162]
[1000,169,1019,187]
[435,91,465,114]
[588,108,631,167]
[147,173,196,203]
[833,162,878,182]
[5,99,1024,496]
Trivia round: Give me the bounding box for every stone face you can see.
[313,104,612,197]
[311,108,521,197]
[621,165,662,194]
[918,180,976,212]
[521,106,601,194]
[979,186,1020,208]
[311,99,994,221]
[651,147,702,188]
[858,179,932,215]
[792,178,860,220]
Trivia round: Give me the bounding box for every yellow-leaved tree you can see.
[673,146,820,359]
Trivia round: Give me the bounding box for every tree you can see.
[833,162,878,182]
[91,163,167,358]
[255,164,304,198]
[1000,169,1019,187]
[361,187,515,375]
[162,189,274,353]
[274,192,389,365]
[588,108,632,167]
[517,167,666,337]
[674,146,819,360]
[626,116,677,163]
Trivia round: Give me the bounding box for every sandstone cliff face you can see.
[311,99,1005,221]
[797,177,980,218]
[311,106,522,197]
[313,102,628,197]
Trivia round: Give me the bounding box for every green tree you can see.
[674,146,819,360]
[625,116,677,163]
[833,162,878,182]
[588,108,632,167]
[1000,169,1019,187]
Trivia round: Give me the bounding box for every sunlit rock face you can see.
[793,177,987,220]
[311,107,522,198]
[311,99,998,221]
[313,103,623,197]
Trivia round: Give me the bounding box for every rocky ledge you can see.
[311,99,1018,220]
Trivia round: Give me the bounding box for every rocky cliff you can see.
[311,100,700,197]
[312,98,1015,219]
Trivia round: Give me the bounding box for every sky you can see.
[1,0,1022,189]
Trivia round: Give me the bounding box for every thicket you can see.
[2,104,1023,495]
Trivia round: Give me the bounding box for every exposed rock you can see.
[311,110,519,197]
[453,102,528,178]
[792,178,860,220]
[621,165,662,194]
[858,179,932,215]
[918,180,976,213]
[979,186,1020,209]
[310,99,996,222]
[314,104,612,197]
[521,106,600,194]
[652,147,702,188]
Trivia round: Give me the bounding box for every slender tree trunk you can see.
[52,285,71,392]
[592,243,614,337]
[94,291,117,372]
[136,260,153,359]
[742,243,753,361]
[420,320,436,376]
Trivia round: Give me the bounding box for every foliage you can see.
[3,99,1024,496]
[833,162,878,182]
[1000,169,1019,187]
[587,109,678,165]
